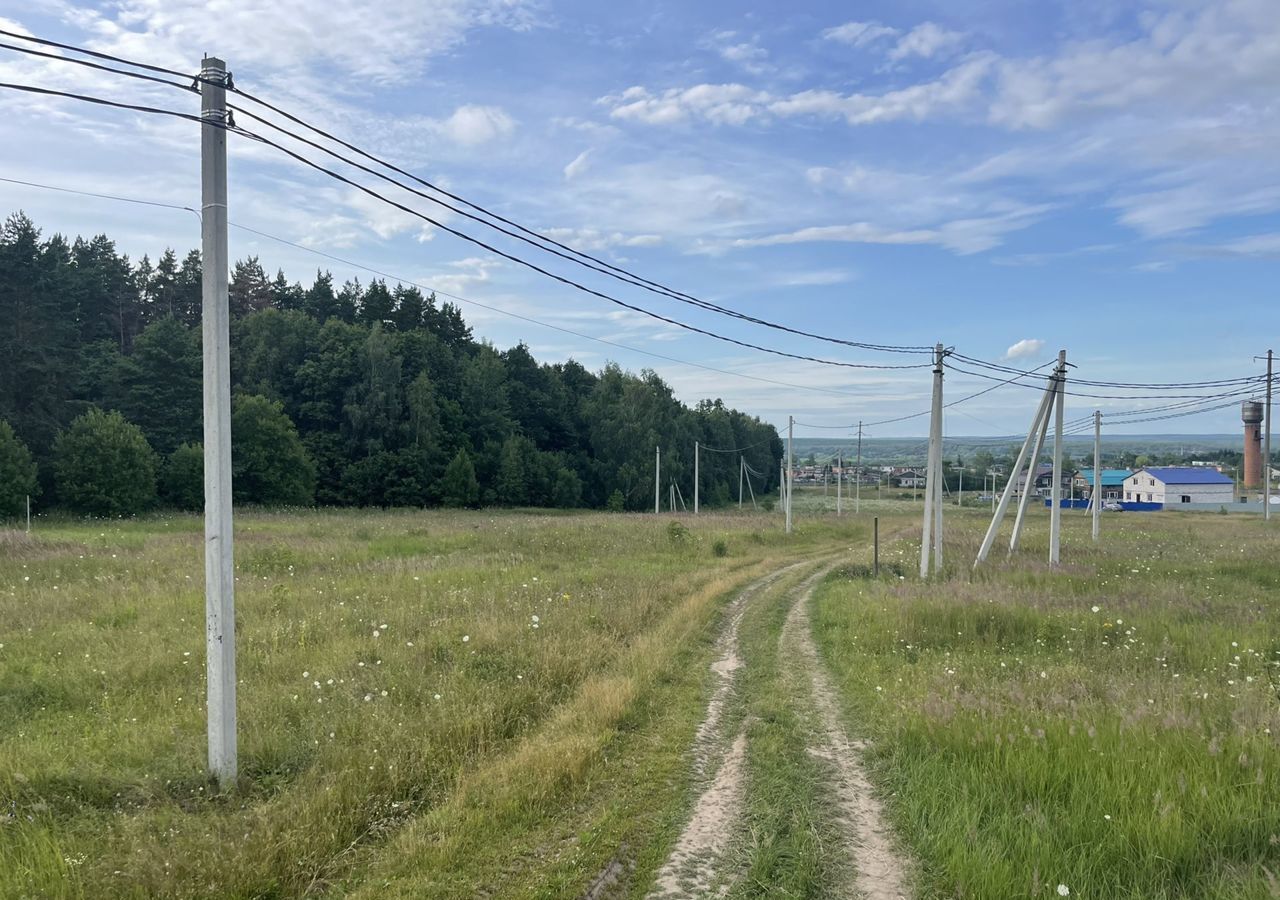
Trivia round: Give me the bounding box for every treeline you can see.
[0,212,782,516]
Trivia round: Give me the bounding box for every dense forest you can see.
[0,212,783,516]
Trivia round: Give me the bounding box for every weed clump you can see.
[666,521,691,545]
[712,539,728,558]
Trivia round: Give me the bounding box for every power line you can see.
[0,78,929,372]
[1,172,894,402]
[949,352,1263,391]
[227,120,933,372]
[0,31,934,358]
[791,359,1057,431]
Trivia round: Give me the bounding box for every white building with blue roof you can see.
[1124,466,1234,508]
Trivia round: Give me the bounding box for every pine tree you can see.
[359,279,395,327]
[229,257,272,318]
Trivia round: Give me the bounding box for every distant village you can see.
[789,459,1275,512]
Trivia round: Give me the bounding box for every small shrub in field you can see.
[161,443,204,511]
[606,489,625,512]
[837,563,873,579]
[712,539,728,557]
[54,408,157,516]
[666,521,690,544]
[0,419,38,518]
[760,498,775,512]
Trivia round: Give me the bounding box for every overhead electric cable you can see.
[0,79,927,372]
[0,31,933,357]
[226,121,932,371]
[1,173,895,402]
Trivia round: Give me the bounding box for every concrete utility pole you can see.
[25,495,30,534]
[920,343,944,577]
[855,421,862,515]
[739,455,744,510]
[1049,350,1067,566]
[957,468,963,506]
[1092,410,1102,542]
[693,441,699,515]
[655,446,660,514]
[836,452,842,516]
[1267,350,1274,520]
[200,56,236,789]
[786,415,794,534]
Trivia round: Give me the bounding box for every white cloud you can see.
[604,83,771,126]
[425,256,503,296]
[822,21,899,48]
[563,149,592,181]
[1005,338,1045,360]
[1205,233,1280,258]
[540,227,663,251]
[602,56,992,128]
[888,22,965,62]
[67,0,540,85]
[728,223,940,249]
[436,105,515,146]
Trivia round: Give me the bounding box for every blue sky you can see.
[1,0,1277,437]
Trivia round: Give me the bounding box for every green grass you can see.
[0,508,855,898]
[812,509,1280,899]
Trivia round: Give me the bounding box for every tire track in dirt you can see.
[780,571,914,900]
[646,561,809,900]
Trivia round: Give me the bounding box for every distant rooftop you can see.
[1078,468,1132,487]
[1136,466,1233,485]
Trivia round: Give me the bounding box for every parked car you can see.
[1103,501,1123,511]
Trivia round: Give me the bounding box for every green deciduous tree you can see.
[0,419,38,517]
[231,395,316,506]
[161,442,203,511]
[441,448,480,508]
[121,316,201,455]
[53,409,157,516]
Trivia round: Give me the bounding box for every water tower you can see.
[1242,400,1263,490]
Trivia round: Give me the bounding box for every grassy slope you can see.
[813,510,1280,899]
[0,509,851,898]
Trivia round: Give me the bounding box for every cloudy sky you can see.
[1,0,1277,437]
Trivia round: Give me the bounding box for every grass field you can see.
[814,508,1280,899]
[4,502,1279,898]
[0,509,857,898]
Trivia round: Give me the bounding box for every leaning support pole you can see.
[200,55,236,789]
[1092,410,1102,542]
[1009,392,1052,553]
[975,376,1057,568]
[1048,350,1068,566]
